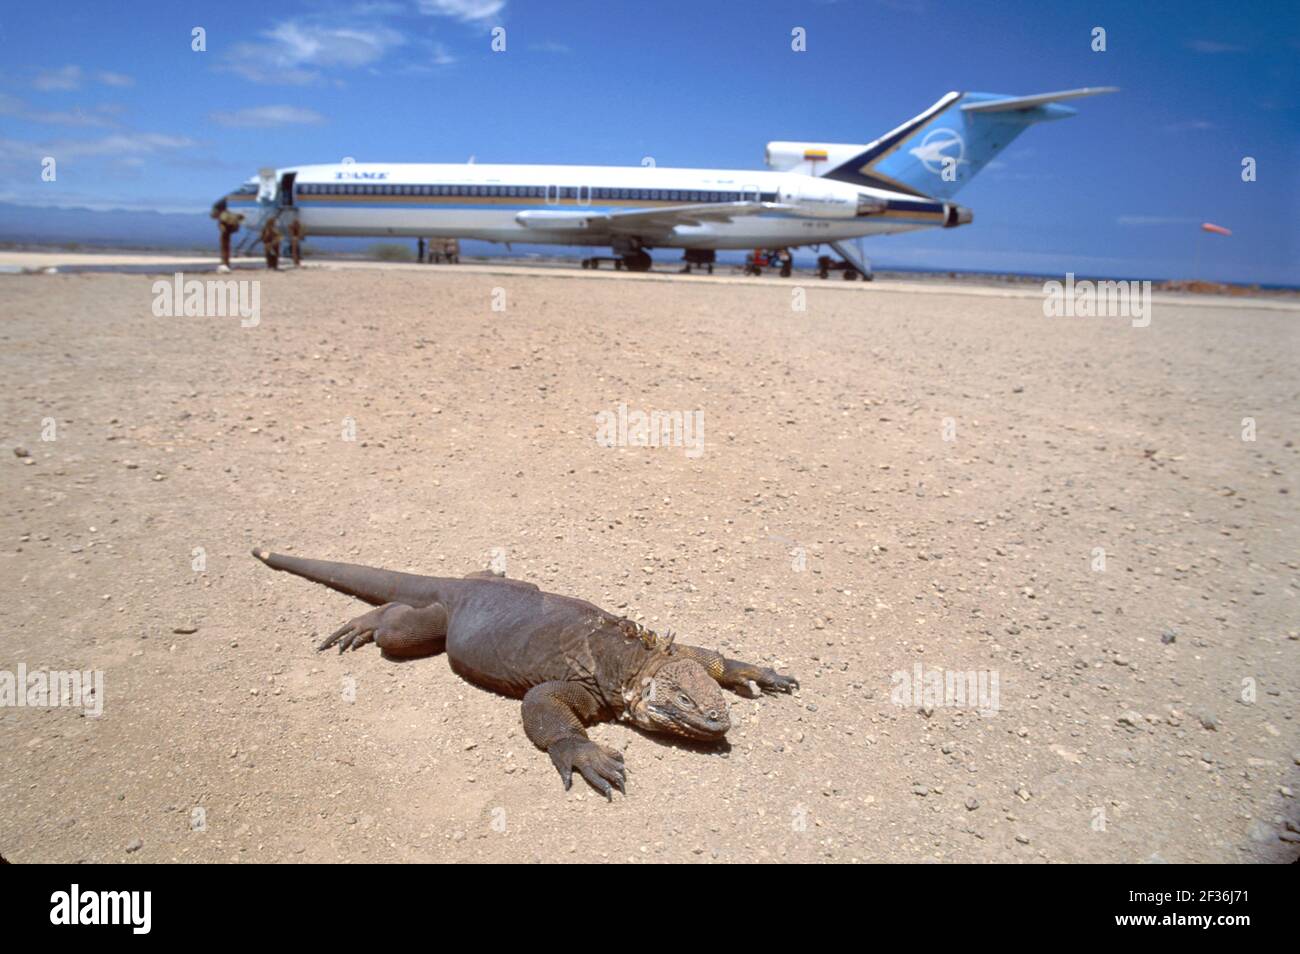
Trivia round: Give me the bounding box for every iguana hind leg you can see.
[317,601,448,657]
[522,681,625,799]
[673,645,799,696]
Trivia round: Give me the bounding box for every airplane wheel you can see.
[780,264,792,278]
[707,264,714,274]
[581,259,590,269]
[844,269,858,280]
[622,250,652,272]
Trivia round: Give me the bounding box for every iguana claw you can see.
[548,739,626,800]
[319,603,398,653]
[758,668,799,694]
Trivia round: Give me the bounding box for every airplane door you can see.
[279,172,297,207]
[545,184,559,204]
[577,184,591,206]
[743,184,760,203]
[257,167,277,203]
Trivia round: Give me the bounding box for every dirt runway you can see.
[1,264,1296,862]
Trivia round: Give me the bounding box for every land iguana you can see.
[252,549,798,797]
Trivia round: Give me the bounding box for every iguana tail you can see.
[252,549,444,607]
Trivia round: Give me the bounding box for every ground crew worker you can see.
[211,199,244,269]
[288,217,304,267]
[261,216,282,271]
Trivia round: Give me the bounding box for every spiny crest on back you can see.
[615,617,675,654]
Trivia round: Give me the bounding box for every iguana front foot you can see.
[740,666,799,696]
[548,738,626,799]
[317,602,447,657]
[672,645,800,697]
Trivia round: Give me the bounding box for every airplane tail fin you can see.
[822,87,1116,199]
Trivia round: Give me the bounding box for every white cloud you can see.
[209,105,326,127]
[1186,39,1246,53]
[1161,120,1215,133]
[33,65,83,91]
[31,66,136,91]
[0,95,121,128]
[1117,216,1199,226]
[97,71,134,87]
[0,132,195,162]
[417,0,506,22]
[223,20,405,84]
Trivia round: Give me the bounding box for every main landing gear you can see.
[816,255,865,280]
[620,249,652,272]
[680,249,716,274]
[581,248,653,272]
[580,256,625,270]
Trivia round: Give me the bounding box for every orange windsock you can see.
[1201,222,1232,236]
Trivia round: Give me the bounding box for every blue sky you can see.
[2,0,1296,282]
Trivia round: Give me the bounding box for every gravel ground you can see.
[1,265,1296,863]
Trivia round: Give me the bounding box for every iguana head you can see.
[625,657,730,740]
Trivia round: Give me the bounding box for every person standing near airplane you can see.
[261,216,281,271]
[288,216,304,267]
[211,199,244,270]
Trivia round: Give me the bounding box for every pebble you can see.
[1247,820,1273,844]
[1199,713,1219,731]
[125,838,143,853]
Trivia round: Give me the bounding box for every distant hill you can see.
[0,202,216,250]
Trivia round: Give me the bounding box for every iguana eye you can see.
[677,693,692,708]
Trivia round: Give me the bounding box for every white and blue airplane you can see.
[219,87,1114,275]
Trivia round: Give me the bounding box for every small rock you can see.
[13,446,30,458]
[1199,713,1219,731]
[125,838,143,853]
[1247,820,1273,844]
[965,797,979,811]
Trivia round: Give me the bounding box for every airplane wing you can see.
[516,201,784,234]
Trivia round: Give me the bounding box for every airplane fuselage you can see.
[223,162,966,252]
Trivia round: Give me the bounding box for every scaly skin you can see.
[252,549,798,798]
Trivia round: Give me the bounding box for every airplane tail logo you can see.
[909,127,967,176]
